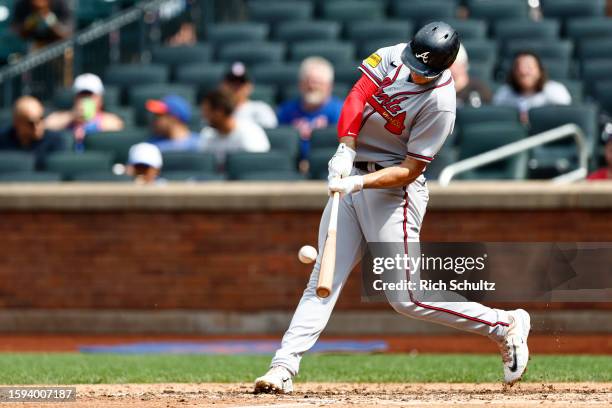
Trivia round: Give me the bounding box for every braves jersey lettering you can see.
[368,73,408,135]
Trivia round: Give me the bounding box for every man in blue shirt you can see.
[146,94,199,152]
[277,57,343,170]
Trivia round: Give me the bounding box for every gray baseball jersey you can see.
[357,43,456,167]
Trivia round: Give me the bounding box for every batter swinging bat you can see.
[316,191,340,298]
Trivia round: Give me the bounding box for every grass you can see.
[0,353,609,384]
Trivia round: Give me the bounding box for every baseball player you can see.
[254,22,531,394]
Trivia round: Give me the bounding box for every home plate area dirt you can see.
[11,382,611,408]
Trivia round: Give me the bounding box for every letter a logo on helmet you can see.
[401,21,460,79]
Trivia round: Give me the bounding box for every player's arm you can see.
[362,157,427,189]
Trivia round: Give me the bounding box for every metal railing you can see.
[438,124,589,186]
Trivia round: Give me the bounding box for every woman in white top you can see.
[493,51,571,123]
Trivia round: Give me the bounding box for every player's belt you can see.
[354,162,385,173]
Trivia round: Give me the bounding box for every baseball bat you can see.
[316,191,340,298]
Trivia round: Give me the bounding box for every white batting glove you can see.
[328,175,364,196]
[327,143,356,181]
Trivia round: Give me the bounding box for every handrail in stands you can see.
[438,123,589,186]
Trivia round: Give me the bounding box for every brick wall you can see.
[1,208,611,311]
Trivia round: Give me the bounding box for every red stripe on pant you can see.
[401,186,510,328]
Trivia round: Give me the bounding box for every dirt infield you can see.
[11,383,611,408]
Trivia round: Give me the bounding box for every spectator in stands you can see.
[450,44,492,108]
[126,142,164,185]
[587,133,612,181]
[277,57,343,170]
[493,51,571,123]
[146,94,200,152]
[220,62,278,129]
[0,95,66,169]
[45,73,124,151]
[11,0,72,48]
[199,89,270,166]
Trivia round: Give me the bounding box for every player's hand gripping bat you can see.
[316,191,340,298]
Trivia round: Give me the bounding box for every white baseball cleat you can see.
[499,309,531,385]
[254,366,293,394]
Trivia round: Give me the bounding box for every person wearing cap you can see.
[449,44,492,108]
[45,73,124,150]
[587,132,612,181]
[146,94,200,152]
[200,89,270,165]
[220,62,278,129]
[126,142,164,185]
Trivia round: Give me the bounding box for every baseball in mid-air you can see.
[298,245,318,264]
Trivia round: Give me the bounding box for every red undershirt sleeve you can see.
[337,74,379,140]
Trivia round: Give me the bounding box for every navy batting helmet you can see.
[401,21,460,78]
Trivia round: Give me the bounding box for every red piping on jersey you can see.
[406,151,433,162]
[359,64,383,85]
[337,74,379,139]
[401,187,510,329]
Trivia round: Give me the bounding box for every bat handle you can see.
[316,192,340,299]
[328,192,340,233]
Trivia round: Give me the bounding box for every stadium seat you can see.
[251,85,278,106]
[252,63,300,87]
[291,41,355,64]
[444,19,487,41]
[309,148,336,179]
[457,123,528,180]
[468,61,495,81]
[45,152,114,181]
[162,171,226,181]
[248,1,314,24]
[541,0,605,21]
[161,151,216,172]
[497,57,571,80]
[104,64,168,94]
[391,0,457,25]
[566,17,612,41]
[456,105,520,135]
[237,171,306,181]
[226,151,298,180]
[218,42,285,67]
[557,79,584,104]
[494,19,560,43]
[151,45,213,78]
[52,86,121,110]
[106,106,136,128]
[334,62,362,85]
[461,39,497,65]
[76,0,115,28]
[321,1,384,23]
[311,127,339,151]
[265,127,301,160]
[468,0,529,23]
[274,21,341,43]
[207,23,269,46]
[360,38,408,59]
[346,21,412,44]
[577,38,612,63]
[128,84,196,127]
[502,40,573,60]
[0,151,35,173]
[175,63,227,96]
[594,81,612,117]
[582,60,612,95]
[424,146,457,180]
[84,129,148,164]
[0,171,61,183]
[71,172,132,182]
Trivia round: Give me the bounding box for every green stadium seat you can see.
[311,127,339,151]
[76,0,115,28]
[251,85,278,106]
[391,0,457,25]
[321,1,384,23]
[274,21,341,43]
[218,42,285,67]
[252,63,300,87]
[0,32,27,63]
[0,171,61,183]
[0,151,35,173]
[457,105,520,129]
[128,84,196,126]
[265,127,301,160]
[84,129,148,163]
[175,63,227,96]
[594,81,612,117]
[161,171,226,181]
[248,1,313,24]
[424,147,457,180]
[494,19,560,43]
[359,38,407,59]
[457,123,528,180]
[334,62,361,85]
[502,40,573,60]
[577,38,612,63]
[0,107,11,127]
[71,172,132,182]
[52,85,121,110]
[566,17,612,40]
[468,60,494,81]
[541,0,605,20]
[557,79,584,104]
[582,60,612,95]
[104,64,168,90]
[45,152,114,181]
[468,0,529,23]
[444,19,487,40]
[161,151,216,172]
[308,148,335,179]
[461,39,497,65]
[346,21,412,44]
[207,23,269,46]
[237,171,306,181]
[106,106,136,128]
[151,45,213,77]
[226,151,297,180]
[291,41,355,64]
